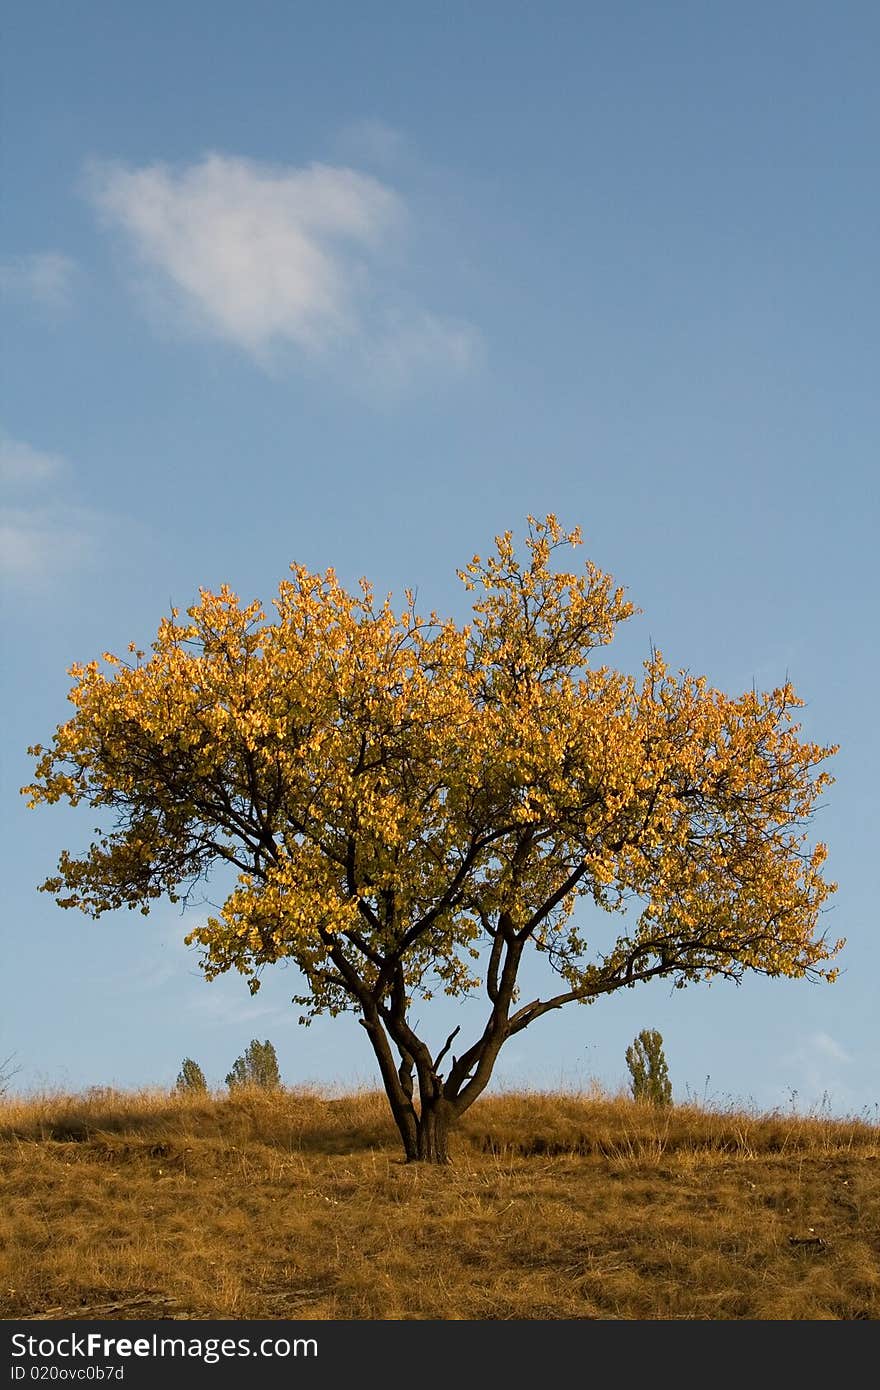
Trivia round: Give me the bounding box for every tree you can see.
[225,1038,281,1091]
[175,1057,207,1093]
[626,1028,672,1106]
[22,515,841,1162]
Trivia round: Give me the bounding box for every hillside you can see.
[2,1087,878,1320]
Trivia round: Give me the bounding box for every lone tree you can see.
[175,1057,207,1094]
[23,516,841,1162]
[626,1028,673,1106]
[225,1038,281,1091]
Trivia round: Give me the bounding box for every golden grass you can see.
[1,1085,878,1320]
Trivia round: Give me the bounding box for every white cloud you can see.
[88,154,400,354]
[0,252,77,308]
[85,152,482,387]
[0,436,67,486]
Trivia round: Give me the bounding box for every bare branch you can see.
[433,1025,460,1072]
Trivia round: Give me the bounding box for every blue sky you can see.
[2,2,877,1117]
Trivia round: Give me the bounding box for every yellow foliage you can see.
[23,516,842,1033]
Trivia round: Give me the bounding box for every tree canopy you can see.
[225,1038,281,1091]
[23,516,841,1160]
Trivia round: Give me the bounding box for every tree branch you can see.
[433,1025,460,1072]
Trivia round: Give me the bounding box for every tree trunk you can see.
[358,1010,464,1163]
[388,1095,419,1161]
[414,1094,456,1164]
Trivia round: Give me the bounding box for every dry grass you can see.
[2,1084,878,1320]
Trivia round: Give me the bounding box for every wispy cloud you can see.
[776,1030,855,1114]
[0,436,67,486]
[85,152,482,389]
[0,504,98,583]
[186,982,289,1029]
[334,119,411,170]
[0,252,77,309]
[807,1031,852,1065]
[0,433,101,586]
[359,310,483,396]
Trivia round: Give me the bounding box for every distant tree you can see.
[626,1028,673,1106]
[225,1039,280,1091]
[23,515,842,1163]
[175,1057,207,1093]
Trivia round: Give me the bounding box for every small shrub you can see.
[625,1028,672,1106]
[225,1039,281,1091]
[175,1058,208,1094]
[0,1052,20,1098]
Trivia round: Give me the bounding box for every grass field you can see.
[2,1085,878,1320]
